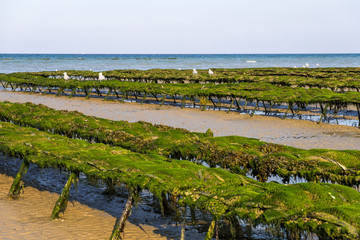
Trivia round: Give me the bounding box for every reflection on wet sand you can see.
[0,173,169,240]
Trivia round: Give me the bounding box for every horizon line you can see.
[1,52,360,55]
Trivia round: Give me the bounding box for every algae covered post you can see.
[8,160,30,198]
[51,172,78,219]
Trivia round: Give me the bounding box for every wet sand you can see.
[0,173,168,240]
[0,91,359,150]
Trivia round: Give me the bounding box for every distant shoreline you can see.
[1,54,360,74]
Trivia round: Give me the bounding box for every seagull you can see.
[208,69,214,75]
[193,69,198,75]
[63,72,69,80]
[98,72,106,80]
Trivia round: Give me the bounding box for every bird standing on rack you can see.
[193,69,198,75]
[63,72,69,80]
[99,72,106,80]
[208,69,214,75]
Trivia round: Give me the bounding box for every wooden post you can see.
[8,160,30,198]
[282,104,291,119]
[181,96,186,108]
[95,88,102,96]
[290,104,295,115]
[105,89,112,100]
[114,90,120,98]
[180,206,186,240]
[69,88,76,98]
[109,192,135,240]
[181,221,186,240]
[201,96,207,111]
[318,103,329,124]
[204,219,216,240]
[104,178,116,195]
[152,93,159,101]
[209,96,217,110]
[243,100,248,112]
[235,98,241,111]
[356,104,360,127]
[51,172,78,219]
[190,206,196,225]
[227,98,234,113]
[228,217,237,239]
[56,87,63,97]
[250,100,259,117]
[262,101,268,114]
[9,82,15,91]
[4,82,10,90]
[141,92,147,104]
[0,81,6,89]
[85,88,93,99]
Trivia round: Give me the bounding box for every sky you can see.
[0,0,359,54]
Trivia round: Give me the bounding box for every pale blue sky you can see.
[1,0,359,53]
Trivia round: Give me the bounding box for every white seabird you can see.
[63,72,69,80]
[99,72,106,80]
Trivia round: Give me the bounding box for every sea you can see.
[1,53,360,73]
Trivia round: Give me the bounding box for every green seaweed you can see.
[0,101,359,186]
[1,121,360,238]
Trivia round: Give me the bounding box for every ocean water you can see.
[0,54,360,73]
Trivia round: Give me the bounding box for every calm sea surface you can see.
[0,54,360,73]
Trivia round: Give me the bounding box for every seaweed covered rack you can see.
[1,103,360,239]
[1,102,360,186]
[1,68,360,126]
[10,68,360,90]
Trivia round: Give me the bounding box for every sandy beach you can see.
[0,173,168,240]
[1,90,360,239]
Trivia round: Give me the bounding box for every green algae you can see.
[0,101,359,186]
[9,68,360,90]
[1,121,360,239]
